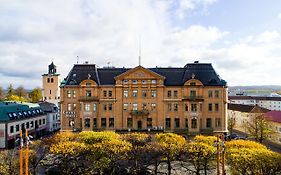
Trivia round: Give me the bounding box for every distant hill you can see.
[229,85,281,93]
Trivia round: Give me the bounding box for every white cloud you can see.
[0,0,281,89]
[256,31,280,43]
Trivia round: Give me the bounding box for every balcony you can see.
[130,109,149,116]
[183,96,204,101]
[78,96,99,101]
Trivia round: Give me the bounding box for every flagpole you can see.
[20,130,23,175]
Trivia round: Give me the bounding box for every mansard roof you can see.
[63,62,227,86]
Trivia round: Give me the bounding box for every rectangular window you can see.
[50,90,52,95]
[73,103,77,110]
[47,78,50,83]
[215,118,221,128]
[191,104,197,112]
[85,118,90,128]
[142,80,147,84]
[185,104,188,111]
[215,90,219,98]
[39,119,42,125]
[109,118,114,128]
[127,118,132,128]
[86,90,92,97]
[165,118,171,129]
[206,118,212,128]
[174,103,178,111]
[208,90,213,98]
[147,118,152,128]
[101,118,106,128]
[73,90,76,98]
[109,90,112,98]
[191,119,197,128]
[151,90,157,98]
[133,103,138,110]
[10,126,14,133]
[175,118,180,128]
[123,103,128,110]
[108,103,113,111]
[16,125,19,132]
[151,103,157,111]
[93,118,97,128]
[185,119,188,128]
[85,103,90,112]
[67,103,72,111]
[67,90,71,98]
[208,103,212,112]
[167,90,171,98]
[190,90,196,97]
[132,90,138,97]
[43,119,46,124]
[142,90,147,98]
[168,103,172,111]
[103,90,107,98]
[151,80,156,84]
[174,90,178,98]
[103,104,107,111]
[124,90,129,98]
[93,103,97,112]
[30,121,34,128]
[142,103,147,110]
[215,103,219,112]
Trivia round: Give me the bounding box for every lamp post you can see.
[18,130,31,175]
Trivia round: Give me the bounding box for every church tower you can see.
[42,62,60,105]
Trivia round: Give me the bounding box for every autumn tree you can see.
[15,86,28,98]
[180,135,216,175]
[228,111,236,135]
[7,84,14,97]
[0,86,5,100]
[226,140,281,175]
[0,149,19,175]
[244,113,273,143]
[29,87,42,103]
[155,133,186,175]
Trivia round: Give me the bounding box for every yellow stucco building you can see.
[60,61,228,134]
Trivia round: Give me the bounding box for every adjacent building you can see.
[60,61,228,134]
[229,96,281,111]
[265,111,281,144]
[42,62,61,106]
[39,102,61,133]
[0,102,47,148]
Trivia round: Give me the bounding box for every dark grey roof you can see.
[63,62,227,86]
[39,102,58,113]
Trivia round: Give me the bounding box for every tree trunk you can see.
[167,158,172,175]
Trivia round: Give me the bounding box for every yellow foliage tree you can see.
[155,133,186,175]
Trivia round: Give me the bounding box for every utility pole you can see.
[216,135,220,175]
[25,130,29,175]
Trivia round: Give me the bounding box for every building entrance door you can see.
[137,120,142,130]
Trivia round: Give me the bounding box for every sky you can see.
[1,0,281,89]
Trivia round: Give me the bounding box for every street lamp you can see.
[17,130,32,175]
[214,134,226,175]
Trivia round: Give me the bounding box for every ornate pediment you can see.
[115,66,165,80]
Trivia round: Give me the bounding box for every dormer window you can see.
[190,82,196,86]
[151,80,157,84]
[86,82,91,86]
[73,74,76,77]
[132,80,138,84]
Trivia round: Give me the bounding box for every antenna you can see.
[77,56,79,64]
[139,35,141,66]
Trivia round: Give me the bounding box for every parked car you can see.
[225,133,247,141]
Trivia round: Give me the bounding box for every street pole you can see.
[217,135,220,175]
[20,130,23,175]
[25,130,29,175]
[221,135,225,175]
